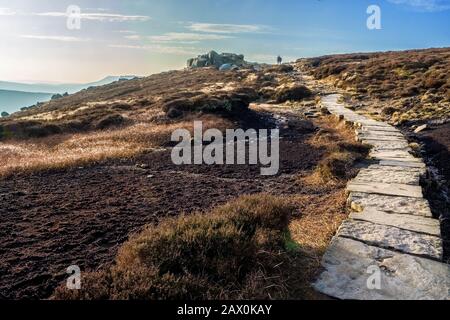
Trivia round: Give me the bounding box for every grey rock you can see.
[314,237,450,300]
[362,140,410,150]
[187,50,247,69]
[357,129,404,137]
[360,125,400,133]
[365,164,424,173]
[337,220,443,260]
[347,181,423,198]
[354,168,421,185]
[350,208,441,236]
[357,133,406,142]
[348,192,432,217]
[369,150,416,159]
[356,120,393,128]
[378,159,426,169]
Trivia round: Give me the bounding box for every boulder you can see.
[187,51,247,69]
[414,124,428,134]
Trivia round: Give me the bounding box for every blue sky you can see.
[0,0,449,83]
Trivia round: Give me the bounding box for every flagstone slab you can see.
[337,220,443,260]
[369,150,416,159]
[347,181,423,198]
[355,120,393,128]
[347,192,432,217]
[354,168,420,185]
[371,155,421,163]
[362,140,410,150]
[314,237,450,300]
[349,208,441,236]
[377,157,423,164]
[360,126,401,133]
[357,129,404,137]
[365,164,424,172]
[357,134,406,142]
[378,159,426,169]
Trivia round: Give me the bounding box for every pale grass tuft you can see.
[0,116,233,177]
[0,122,180,176]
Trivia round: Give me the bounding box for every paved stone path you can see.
[314,94,450,300]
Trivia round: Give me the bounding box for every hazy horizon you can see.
[1,0,449,83]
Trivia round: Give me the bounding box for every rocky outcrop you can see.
[187,51,247,69]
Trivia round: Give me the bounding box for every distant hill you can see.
[0,76,136,94]
[0,76,136,115]
[0,90,54,114]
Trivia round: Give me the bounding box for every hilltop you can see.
[297,47,450,125]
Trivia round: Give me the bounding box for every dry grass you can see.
[286,187,348,299]
[274,85,313,103]
[289,190,347,256]
[0,115,232,177]
[298,48,450,123]
[308,116,370,182]
[53,194,296,300]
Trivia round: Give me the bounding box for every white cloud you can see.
[124,35,141,40]
[117,30,138,34]
[388,0,450,11]
[21,35,89,42]
[148,32,233,43]
[109,44,199,55]
[36,12,150,22]
[0,7,16,15]
[186,23,268,34]
[85,8,109,12]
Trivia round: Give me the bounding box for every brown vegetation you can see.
[0,66,310,140]
[54,194,296,300]
[317,142,371,181]
[0,116,231,177]
[275,85,313,103]
[298,48,450,124]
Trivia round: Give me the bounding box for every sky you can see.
[0,0,449,83]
